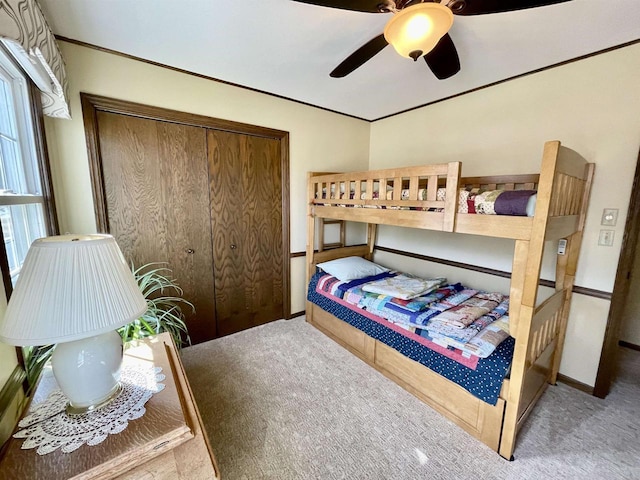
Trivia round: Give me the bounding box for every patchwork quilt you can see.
[308,271,514,405]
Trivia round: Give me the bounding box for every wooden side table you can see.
[0,333,220,479]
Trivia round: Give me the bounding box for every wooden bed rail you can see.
[456,174,539,191]
[313,245,371,265]
[547,145,592,214]
[548,150,595,239]
[528,290,564,365]
[308,162,460,232]
[511,289,566,427]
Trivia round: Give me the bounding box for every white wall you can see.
[44,41,371,315]
[369,43,640,386]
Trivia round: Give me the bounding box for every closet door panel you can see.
[98,112,216,344]
[98,112,166,260]
[208,130,284,336]
[246,136,284,318]
[156,121,217,343]
[208,131,245,330]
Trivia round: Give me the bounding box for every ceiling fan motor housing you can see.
[447,0,467,14]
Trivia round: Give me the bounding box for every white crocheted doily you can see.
[14,365,165,455]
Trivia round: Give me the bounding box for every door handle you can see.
[185,248,195,254]
[230,244,237,250]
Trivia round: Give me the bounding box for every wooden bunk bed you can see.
[305,140,594,460]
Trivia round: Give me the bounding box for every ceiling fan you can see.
[292,0,571,80]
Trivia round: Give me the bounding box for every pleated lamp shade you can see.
[0,234,148,346]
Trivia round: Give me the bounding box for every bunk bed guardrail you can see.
[308,163,461,232]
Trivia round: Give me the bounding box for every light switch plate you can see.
[601,208,619,226]
[598,229,615,246]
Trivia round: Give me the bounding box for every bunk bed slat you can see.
[393,177,402,201]
[365,179,373,200]
[427,175,438,201]
[409,177,419,201]
[552,173,568,215]
[571,179,584,214]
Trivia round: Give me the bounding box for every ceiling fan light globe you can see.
[383,3,453,60]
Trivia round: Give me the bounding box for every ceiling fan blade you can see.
[291,0,387,13]
[330,34,388,78]
[423,33,460,80]
[450,0,571,16]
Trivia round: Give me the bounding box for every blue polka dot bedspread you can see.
[307,271,514,406]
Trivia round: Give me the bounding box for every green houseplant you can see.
[21,262,193,391]
[119,263,193,348]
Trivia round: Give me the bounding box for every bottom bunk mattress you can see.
[307,271,514,405]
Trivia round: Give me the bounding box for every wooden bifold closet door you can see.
[208,130,283,337]
[98,112,216,344]
[87,99,288,345]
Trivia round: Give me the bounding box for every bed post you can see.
[366,223,377,261]
[499,240,531,460]
[306,172,318,327]
[443,162,461,232]
[306,172,317,285]
[499,141,560,460]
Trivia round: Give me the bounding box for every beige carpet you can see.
[182,318,640,480]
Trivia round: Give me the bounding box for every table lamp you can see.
[0,234,148,414]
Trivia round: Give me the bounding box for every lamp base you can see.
[51,330,124,415]
[65,383,123,415]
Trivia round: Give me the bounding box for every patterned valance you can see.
[0,0,70,119]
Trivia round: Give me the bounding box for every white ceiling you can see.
[40,0,640,121]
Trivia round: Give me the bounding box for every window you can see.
[0,48,48,285]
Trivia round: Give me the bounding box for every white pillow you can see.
[526,194,537,217]
[317,256,388,281]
